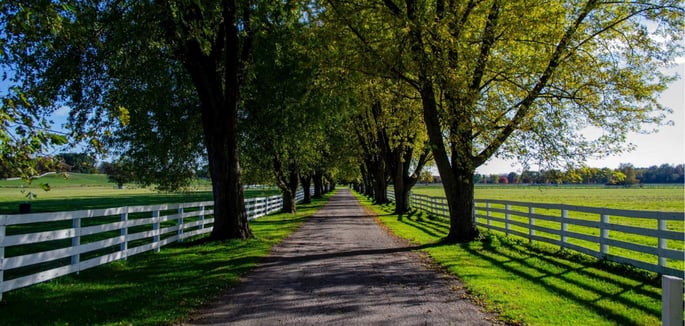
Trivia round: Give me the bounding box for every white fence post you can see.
[153,210,160,253]
[0,215,5,301]
[658,213,668,269]
[661,275,683,326]
[505,204,511,236]
[120,210,128,260]
[561,207,568,249]
[528,206,535,243]
[177,206,184,243]
[199,205,205,229]
[600,213,610,258]
[71,216,81,274]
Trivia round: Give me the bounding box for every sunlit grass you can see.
[412,184,684,212]
[355,191,663,325]
[0,192,333,325]
[0,173,279,213]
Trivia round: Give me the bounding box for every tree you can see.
[100,160,134,189]
[1,1,261,239]
[241,3,333,214]
[325,0,683,242]
[57,153,96,174]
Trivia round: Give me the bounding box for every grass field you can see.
[412,184,684,212]
[0,173,278,214]
[0,191,333,325]
[409,183,684,275]
[355,192,666,325]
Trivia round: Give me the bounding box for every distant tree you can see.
[498,176,509,184]
[609,171,627,186]
[619,163,638,186]
[507,172,518,184]
[100,160,134,189]
[57,153,96,174]
[420,170,434,184]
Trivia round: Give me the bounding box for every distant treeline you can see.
[475,163,684,185]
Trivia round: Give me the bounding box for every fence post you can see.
[120,210,128,260]
[528,206,535,243]
[177,206,184,243]
[561,207,568,249]
[600,213,609,258]
[71,215,81,274]
[486,202,492,229]
[0,215,5,301]
[505,204,511,236]
[661,275,683,326]
[658,213,667,269]
[153,210,160,253]
[199,205,205,230]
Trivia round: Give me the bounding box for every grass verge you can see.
[353,191,663,326]
[0,191,333,325]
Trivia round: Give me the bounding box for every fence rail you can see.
[388,189,684,278]
[0,190,304,300]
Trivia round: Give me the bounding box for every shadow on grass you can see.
[0,239,265,325]
[0,192,334,325]
[396,211,447,238]
[366,197,660,325]
[457,239,660,325]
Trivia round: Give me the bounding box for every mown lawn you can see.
[412,184,684,212]
[411,184,685,271]
[355,191,665,325]
[0,191,332,325]
[0,173,278,213]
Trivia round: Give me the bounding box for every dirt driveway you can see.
[185,189,496,325]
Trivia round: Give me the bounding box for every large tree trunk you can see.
[419,81,479,242]
[371,158,388,204]
[273,159,299,214]
[166,1,254,240]
[313,170,324,198]
[393,170,411,213]
[300,174,312,204]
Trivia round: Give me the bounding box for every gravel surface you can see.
[185,189,496,325]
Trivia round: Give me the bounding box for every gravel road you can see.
[185,189,496,325]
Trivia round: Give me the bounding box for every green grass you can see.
[355,191,664,325]
[409,184,685,272]
[0,191,333,325]
[412,184,684,212]
[0,173,279,213]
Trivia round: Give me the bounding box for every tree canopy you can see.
[1,0,682,243]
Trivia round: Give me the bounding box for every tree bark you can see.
[371,158,388,204]
[313,170,324,198]
[419,80,479,242]
[161,0,254,240]
[300,174,312,204]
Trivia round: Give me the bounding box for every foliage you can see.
[56,152,96,173]
[324,0,684,241]
[99,160,135,189]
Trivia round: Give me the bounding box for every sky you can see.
[476,61,685,175]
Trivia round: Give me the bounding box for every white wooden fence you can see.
[0,190,304,300]
[388,189,684,278]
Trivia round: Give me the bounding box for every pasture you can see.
[410,183,684,274]
[356,192,671,325]
[0,173,277,214]
[412,183,684,212]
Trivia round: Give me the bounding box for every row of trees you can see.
[1,1,682,242]
[476,164,685,185]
